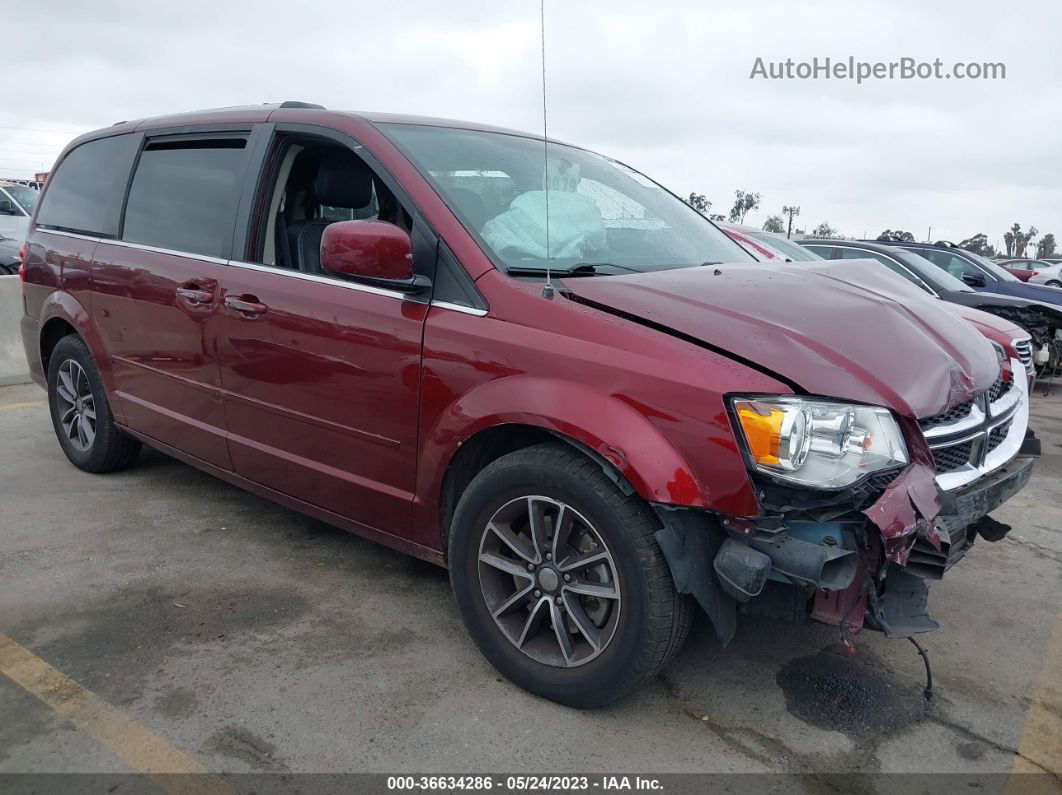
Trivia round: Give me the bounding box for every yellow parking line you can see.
[0,632,234,795]
[1010,611,1062,780]
[0,400,45,412]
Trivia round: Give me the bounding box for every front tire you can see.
[449,443,692,707]
[1046,280,1062,288]
[47,335,141,473]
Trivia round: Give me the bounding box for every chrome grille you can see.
[986,372,1013,403]
[932,440,975,473]
[918,400,974,430]
[985,419,1012,455]
[919,365,1025,487]
[1014,339,1033,367]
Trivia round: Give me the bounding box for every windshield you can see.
[381,124,752,274]
[965,250,1020,282]
[2,184,38,214]
[891,249,974,293]
[746,231,821,261]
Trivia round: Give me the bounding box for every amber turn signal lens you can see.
[735,402,784,467]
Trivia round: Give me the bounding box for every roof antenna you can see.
[539,0,554,299]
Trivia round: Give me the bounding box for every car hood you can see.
[947,302,1023,337]
[564,260,999,419]
[941,288,1062,323]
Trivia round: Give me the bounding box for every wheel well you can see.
[40,319,77,373]
[438,424,636,555]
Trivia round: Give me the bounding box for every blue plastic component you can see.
[765,522,849,583]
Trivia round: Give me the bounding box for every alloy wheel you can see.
[55,359,96,452]
[477,495,621,667]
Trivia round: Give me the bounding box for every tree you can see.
[762,215,785,233]
[1021,226,1038,258]
[958,233,997,258]
[1006,223,1039,258]
[877,229,915,242]
[685,192,711,215]
[728,190,761,224]
[709,213,725,222]
[1037,233,1056,258]
[812,221,837,238]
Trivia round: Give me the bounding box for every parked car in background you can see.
[996,262,1037,282]
[882,240,1062,303]
[0,182,38,237]
[19,103,1038,706]
[878,240,1062,368]
[800,238,1038,383]
[0,234,20,275]
[996,258,1062,288]
[721,223,822,262]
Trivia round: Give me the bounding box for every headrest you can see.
[313,153,373,209]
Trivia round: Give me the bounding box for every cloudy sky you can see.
[5,0,1059,248]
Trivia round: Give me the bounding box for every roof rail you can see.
[933,240,957,248]
[278,101,326,109]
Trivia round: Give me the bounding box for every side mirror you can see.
[320,220,428,292]
[961,271,987,288]
[0,201,16,216]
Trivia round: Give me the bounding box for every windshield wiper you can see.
[506,262,636,277]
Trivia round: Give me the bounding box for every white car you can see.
[998,258,1062,288]
[0,182,39,237]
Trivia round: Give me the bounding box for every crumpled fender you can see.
[419,374,707,510]
[863,416,943,564]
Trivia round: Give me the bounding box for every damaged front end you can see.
[654,363,1040,653]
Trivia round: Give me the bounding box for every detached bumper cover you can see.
[907,451,1036,579]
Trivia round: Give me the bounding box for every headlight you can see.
[732,396,908,489]
[990,341,1006,363]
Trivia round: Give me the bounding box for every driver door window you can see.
[921,249,980,280]
[214,128,428,538]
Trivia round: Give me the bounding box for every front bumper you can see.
[906,450,1036,579]
[938,452,1035,532]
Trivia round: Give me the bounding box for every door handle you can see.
[175,286,214,304]
[224,295,268,317]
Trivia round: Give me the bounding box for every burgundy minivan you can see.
[20,103,1038,706]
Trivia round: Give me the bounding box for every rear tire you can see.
[448,442,692,708]
[47,335,141,473]
[1046,280,1062,288]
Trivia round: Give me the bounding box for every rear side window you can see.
[838,247,928,286]
[36,134,139,236]
[803,245,836,259]
[122,138,247,258]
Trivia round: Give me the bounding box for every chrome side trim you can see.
[35,228,102,243]
[104,238,230,266]
[37,230,490,312]
[226,260,408,300]
[430,300,488,317]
